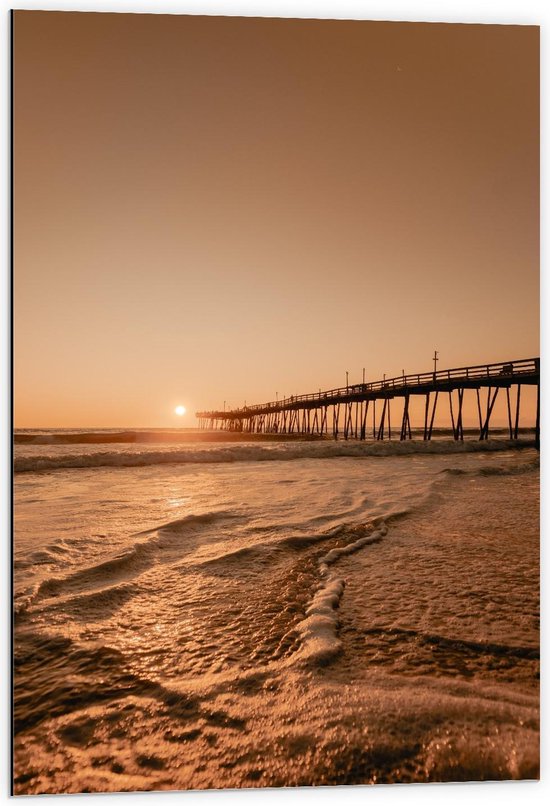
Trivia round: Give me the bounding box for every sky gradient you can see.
[14,11,539,427]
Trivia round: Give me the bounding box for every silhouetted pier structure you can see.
[196,358,540,444]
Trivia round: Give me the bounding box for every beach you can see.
[13,433,539,793]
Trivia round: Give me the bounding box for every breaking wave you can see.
[14,438,535,473]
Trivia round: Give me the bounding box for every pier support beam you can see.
[514,384,521,440]
[361,400,369,441]
[479,387,499,440]
[377,398,388,440]
[400,395,412,440]
[506,387,513,439]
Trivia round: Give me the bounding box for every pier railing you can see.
[203,358,539,416]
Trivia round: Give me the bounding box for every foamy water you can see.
[13,433,539,793]
[13,430,535,472]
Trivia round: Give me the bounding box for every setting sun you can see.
[175,405,186,416]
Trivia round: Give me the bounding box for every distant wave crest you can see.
[441,456,539,478]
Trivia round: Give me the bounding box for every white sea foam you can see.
[292,522,388,665]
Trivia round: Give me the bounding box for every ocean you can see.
[13,430,540,794]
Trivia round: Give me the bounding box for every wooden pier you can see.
[196,358,540,444]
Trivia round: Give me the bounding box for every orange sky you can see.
[13,12,539,428]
